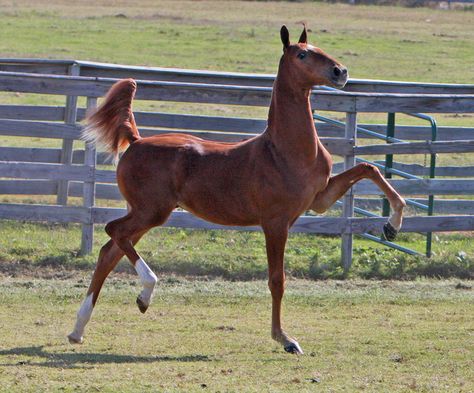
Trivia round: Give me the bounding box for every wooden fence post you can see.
[80,96,97,255]
[341,112,357,273]
[57,62,80,205]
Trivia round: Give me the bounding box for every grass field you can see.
[0,276,472,392]
[1,0,473,82]
[1,221,473,280]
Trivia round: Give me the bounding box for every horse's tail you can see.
[82,78,140,163]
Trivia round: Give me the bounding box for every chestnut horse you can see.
[68,26,405,354]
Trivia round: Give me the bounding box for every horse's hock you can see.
[0,59,474,270]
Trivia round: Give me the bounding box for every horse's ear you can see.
[298,24,307,44]
[280,25,290,50]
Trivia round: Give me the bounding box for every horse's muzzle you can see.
[331,66,348,89]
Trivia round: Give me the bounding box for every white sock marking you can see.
[388,213,402,231]
[135,257,157,306]
[70,293,94,341]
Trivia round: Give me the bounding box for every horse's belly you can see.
[177,175,261,226]
[178,200,259,227]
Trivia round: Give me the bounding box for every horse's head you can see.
[280,25,348,89]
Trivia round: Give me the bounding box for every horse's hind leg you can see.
[68,230,147,344]
[104,207,173,313]
[310,163,406,240]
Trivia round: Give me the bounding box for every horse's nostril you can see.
[333,67,341,77]
[341,68,348,75]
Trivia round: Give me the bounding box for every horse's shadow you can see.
[0,345,212,369]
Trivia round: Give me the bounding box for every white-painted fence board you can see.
[0,147,112,166]
[57,62,80,205]
[3,58,472,94]
[2,201,472,233]
[0,180,58,195]
[0,62,70,75]
[0,203,89,223]
[80,96,97,255]
[0,147,62,163]
[355,124,474,142]
[0,105,65,121]
[356,140,474,155]
[2,161,472,195]
[0,161,93,181]
[0,119,81,139]
[2,180,472,214]
[341,112,357,271]
[75,110,474,142]
[91,208,474,233]
[354,179,474,195]
[1,72,473,113]
[372,161,474,177]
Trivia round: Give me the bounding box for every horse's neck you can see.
[266,71,318,161]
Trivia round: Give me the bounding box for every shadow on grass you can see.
[0,345,212,369]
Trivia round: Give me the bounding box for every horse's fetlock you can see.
[143,271,158,288]
[136,258,157,289]
[271,328,285,342]
[392,198,406,212]
[399,197,407,209]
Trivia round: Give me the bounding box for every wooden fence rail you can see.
[0,62,473,268]
[2,146,474,177]
[1,105,473,142]
[1,58,474,94]
[1,71,473,113]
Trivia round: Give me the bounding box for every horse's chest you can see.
[258,160,329,213]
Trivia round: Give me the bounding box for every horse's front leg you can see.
[310,163,406,240]
[262,219,303,355]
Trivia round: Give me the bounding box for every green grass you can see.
[1,221,472,280]
[0,277,472,392]
[1,1,473,83]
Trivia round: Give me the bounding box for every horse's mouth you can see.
[331,77,348,89]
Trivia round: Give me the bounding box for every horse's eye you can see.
[297,52,307,60]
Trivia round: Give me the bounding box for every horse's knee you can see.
[359,162,381,178]
[311,201,328,214]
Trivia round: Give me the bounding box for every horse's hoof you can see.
[284,342,304,355]
[136,296,148,314]
[67,333,83,344]
[383,221,398,242]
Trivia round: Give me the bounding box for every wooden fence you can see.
[1,59,474,270]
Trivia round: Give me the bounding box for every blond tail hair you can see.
[82,78,140,163]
